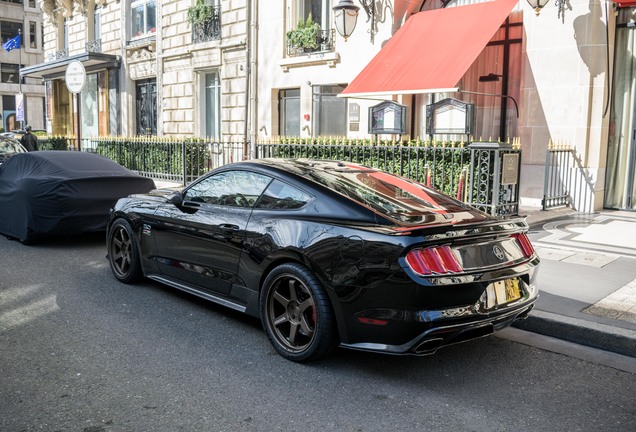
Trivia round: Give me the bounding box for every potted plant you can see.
[286,13,320,52]
[187,0,214,26]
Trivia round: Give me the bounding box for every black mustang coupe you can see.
[107,159,539,361]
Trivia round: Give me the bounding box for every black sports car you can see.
[107,159,539,361]
[0,151,156,244]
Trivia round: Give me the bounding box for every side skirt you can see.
[147,274,247,313]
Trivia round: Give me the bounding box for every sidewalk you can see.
[513,206,636,358]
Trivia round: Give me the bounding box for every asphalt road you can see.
[1,234,635,432]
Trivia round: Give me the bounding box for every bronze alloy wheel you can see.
[108,219,143,284]
[261,263,338,362]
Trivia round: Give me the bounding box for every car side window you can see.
[184,170,272,208]
[255,179,311,210]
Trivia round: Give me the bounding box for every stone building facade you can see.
[256,0,621,212]
[26,0,636,212]
[26,0,248,141]
[0,0,45,132]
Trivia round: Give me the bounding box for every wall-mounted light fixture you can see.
[332,0,376,43]
[527,0,568,17]
[479,73,503,82]
[527,0,551,16]
[332,0,359,41]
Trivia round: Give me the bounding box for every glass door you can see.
[136,79,156,136]
[606,9,636,210]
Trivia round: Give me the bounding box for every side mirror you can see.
[167,191,184,206]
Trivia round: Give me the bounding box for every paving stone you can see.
[561,252,618,267]
[535,247,576,261]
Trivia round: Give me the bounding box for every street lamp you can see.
[526,0,551,16]
[332,0,360,41]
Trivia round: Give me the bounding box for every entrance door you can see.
[135,79,156,136]
[606,9,636,210]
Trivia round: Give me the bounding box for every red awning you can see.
[340,0,519,98]
[613,0,636,7]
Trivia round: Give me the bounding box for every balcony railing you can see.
[85,39,102,53]
[192,5,222,43]
[47,49,68,62]
[287,29,336,57]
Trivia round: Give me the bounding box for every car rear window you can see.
[308,168,469,221]
[256,179,311,210]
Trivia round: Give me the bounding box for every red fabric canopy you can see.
[613,0,636,7]
[340,0,519,98]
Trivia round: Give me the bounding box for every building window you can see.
[1,0,23,5]
[29,21,36,48]
[296,0,330,30]
[192,0,221,43]
[136,79,157,135]
[2,94,16,132]
[279,89,300,136]
[63,18,69,49]
[131,0,156,38]
[29,0,35,7]
[312,85,346,136]
[86,6,102,52]
[80,74,99,138]
[0,63,19,84]
[204,72,221,140]
[0,21,22,45]
[286,0,334,56]
[94,8,101,41]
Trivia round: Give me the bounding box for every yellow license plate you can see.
[486,278,521,308]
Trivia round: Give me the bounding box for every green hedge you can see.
[92,137,208,177]
[261,138,472,198]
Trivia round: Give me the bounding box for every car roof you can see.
[0,151,137,179]
[225,159,486,227]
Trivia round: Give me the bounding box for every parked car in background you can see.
[106,158,539,362]
[0,136,27,165]
[0,151,156,244]
[3,129,47,141]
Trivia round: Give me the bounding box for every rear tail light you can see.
[405,245,463,276]
[513,233,535,258]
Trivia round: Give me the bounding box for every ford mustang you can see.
[106,158,539,361]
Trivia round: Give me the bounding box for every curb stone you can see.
[513,310,636,358]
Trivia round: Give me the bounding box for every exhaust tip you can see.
[413,338,444,354]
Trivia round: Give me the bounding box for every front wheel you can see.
[260,263,338,362]
[107,219,143,284]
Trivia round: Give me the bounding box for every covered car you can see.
[0,151,156,244]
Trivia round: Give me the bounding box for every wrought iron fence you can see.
[256,139,522,216]
[543,144,594,212]
[256,140,471,199]
[80,138,248,185]
[46,136,521,216]
[468,142,522,216]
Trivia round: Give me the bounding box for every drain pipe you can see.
[244,0,258,158]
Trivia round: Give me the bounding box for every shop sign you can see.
[501,153,519,185]
[426,98,474,135]
[369,101,406,135]
[66,61,86,94]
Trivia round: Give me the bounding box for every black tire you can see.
[260,263,338,362]
[108,219,143,284]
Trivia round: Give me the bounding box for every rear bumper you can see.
[340,299,536,355]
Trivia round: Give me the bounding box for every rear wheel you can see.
[108,219,143,284]
[260,263,338,362]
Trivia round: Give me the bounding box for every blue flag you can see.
[2,34,21,52]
